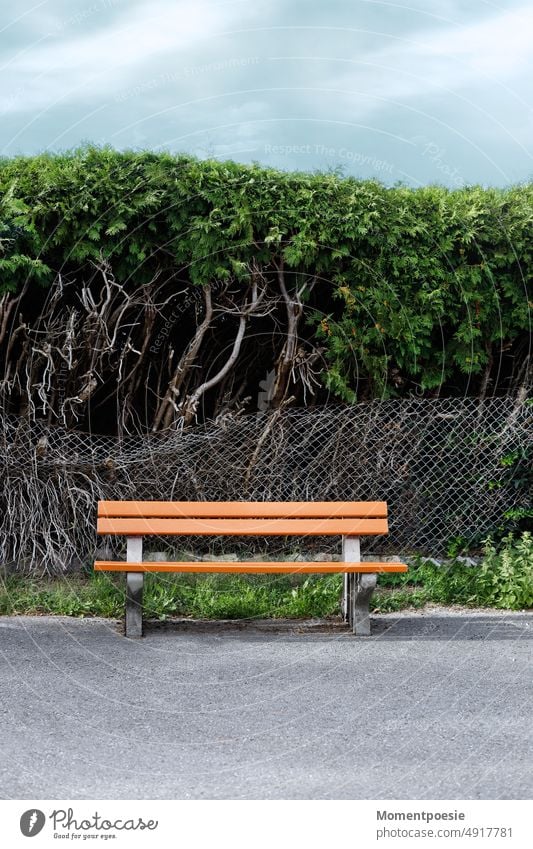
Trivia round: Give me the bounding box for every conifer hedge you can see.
[0,148,531,432]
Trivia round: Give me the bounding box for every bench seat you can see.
[95,561,406,573]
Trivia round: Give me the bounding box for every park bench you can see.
[94,500,407,638]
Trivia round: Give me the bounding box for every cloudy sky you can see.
[1,0,532,186]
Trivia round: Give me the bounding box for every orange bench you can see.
[95,500,407,637]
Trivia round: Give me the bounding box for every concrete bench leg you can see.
[342,573,349,623]
[352,573,377,636]
[126,573,144,638]
[125,536,143,638]
[342,535,360,626]
[344,573,355,627]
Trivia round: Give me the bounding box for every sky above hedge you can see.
[1,0,532,187]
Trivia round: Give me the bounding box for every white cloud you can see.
[326,3,533,112]
[0,0,254,113]
[22,0,224,72]
[1,0,531,184]
[417,4,533,78]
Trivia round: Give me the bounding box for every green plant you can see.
[484,442,533,538]
[476,532,533,609]
[446,535,477,558]
[0,148,530,432]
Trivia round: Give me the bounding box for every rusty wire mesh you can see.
[0,397,531,573]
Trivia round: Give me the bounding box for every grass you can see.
[1,533,531,621]
[0,572,343,620]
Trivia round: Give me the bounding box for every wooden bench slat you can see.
[97,517,389,536]
[97,500,388,519]
[95,561,408,573]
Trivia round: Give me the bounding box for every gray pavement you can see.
[0,610,531,799]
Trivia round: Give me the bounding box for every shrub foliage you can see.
[0,148,531,432]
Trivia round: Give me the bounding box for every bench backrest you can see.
[97,501,388,536]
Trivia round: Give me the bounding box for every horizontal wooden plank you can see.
[95,561,408,574]
[98,500,388,519]
[97,517,389,536]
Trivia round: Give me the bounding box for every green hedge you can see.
[1,147,531,407]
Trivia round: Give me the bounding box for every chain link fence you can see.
[0,397,531,573]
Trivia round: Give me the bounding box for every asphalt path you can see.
[0,610,531,799]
